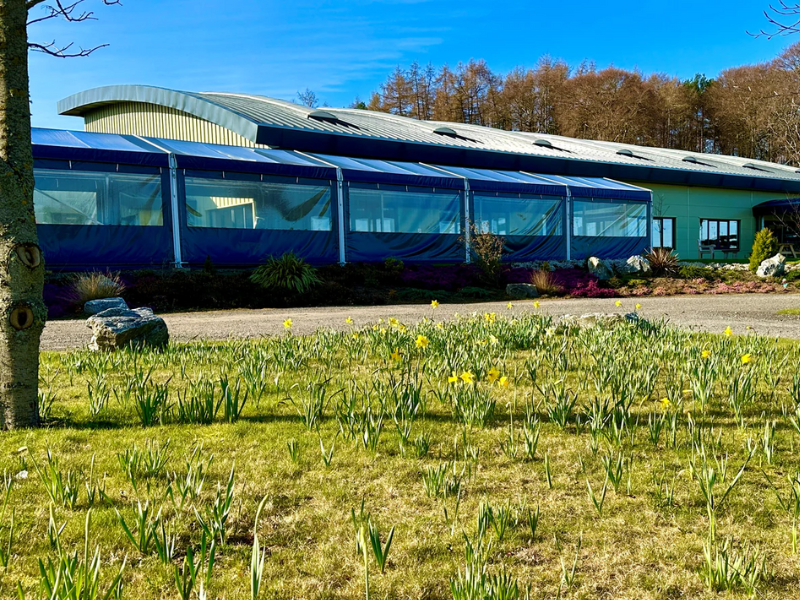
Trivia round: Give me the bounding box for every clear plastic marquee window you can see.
[33,169,163,226]
[572,199,647,238]
[348,187,461,234]
[473,193,563,237]
[184,177,332,231]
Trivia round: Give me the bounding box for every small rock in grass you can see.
[87,307,169,351]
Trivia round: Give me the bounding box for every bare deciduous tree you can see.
[362,41,800,166]
[0,0,117,429]
[297,88,319,108]
[752,2,800,38]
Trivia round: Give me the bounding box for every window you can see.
[34,169,163,226]
[652,217,676,249]
[348,187,461,234]
[473,194,563,237]
[185,177,332,231]
[699,219,739,251]
[572,200,647,237]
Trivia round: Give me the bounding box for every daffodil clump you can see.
[10,306,800,599]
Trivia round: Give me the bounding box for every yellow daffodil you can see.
[724,326,733,337]
[487,366,500,383]
[389,317,400,328]
[431,300,439,308]
[380,327,387,334]
[499,376,510,387]
[702,350,712,359]
[435,322,444,330]
[448,372,458,384]
[741,353,752,365]
[353,333,359,339]
[460,371,475,384]
[372,324,379,331]
[635,303,642,310]
[615,300,622,307]
[488,334,498,345]
[283,319,293,329]
[660,397,671,409]
[484,312,496,324]
[345,317,353,324]
[533,301,540,309]
[415,335,429,349]
[390,349,402,361]
[746,326,752,330]
[507,302,513,309]
[398,325,407,333]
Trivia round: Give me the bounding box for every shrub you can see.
[645,247,679,276]
[459,286,494,300]
[530,269,562,295]
[466,223,504,280]
[394,288,451,303]
[250,252,321,294]
[678,265,713,280]
[784,270,800,283]
[749,228,779,272]
[69,272,125,304]
[569,279,618,298]
[383,257,405,276]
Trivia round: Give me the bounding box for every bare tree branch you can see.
[26,0,120,58]
[28,40,108,58]
[750,2,800,38]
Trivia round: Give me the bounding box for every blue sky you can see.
[28,0,796,129]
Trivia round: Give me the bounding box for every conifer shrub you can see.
[749,228,779,272]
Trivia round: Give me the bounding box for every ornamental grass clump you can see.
[69,271,125,305]
[530,268,562,296]
[250,251,321,294]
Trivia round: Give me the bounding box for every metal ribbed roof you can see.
[57,85,800,192]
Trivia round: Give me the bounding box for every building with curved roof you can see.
[27,84,800,268]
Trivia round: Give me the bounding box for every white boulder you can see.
[756,253,786,278]
[587,257,613,281]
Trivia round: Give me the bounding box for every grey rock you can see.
[558,312,646,331]
[506,283,539,299]
[87,307,169,351]
[587,257,613,281]
[84,297,128,315]
[620,255,651,274]
[757,253,786,278]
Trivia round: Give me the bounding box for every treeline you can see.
[360,43,800,165]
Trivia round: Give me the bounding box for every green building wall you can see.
[629,182,784,261]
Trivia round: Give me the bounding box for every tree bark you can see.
[0,0,45,428]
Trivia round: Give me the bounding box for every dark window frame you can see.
[699,218,740,251]
[652,216,676,250]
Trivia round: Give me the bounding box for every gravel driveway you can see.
[41,294,800,351]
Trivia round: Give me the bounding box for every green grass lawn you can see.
[4,310,800,599]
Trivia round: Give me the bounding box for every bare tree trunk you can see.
[0,0,45,428]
